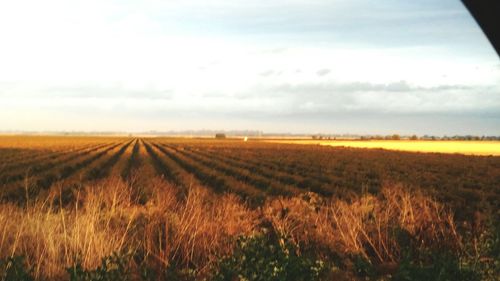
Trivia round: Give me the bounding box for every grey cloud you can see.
[259,70,283,77]
[202,92,228,98]
[230,80,499,117]
[271,81,473,94]
[230,80,477,102]
[384,81,412,92]
[260,70,275,77]
[316,69,331,76]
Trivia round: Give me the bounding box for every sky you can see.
[0,0,499,135]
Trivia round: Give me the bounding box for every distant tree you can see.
[215,133,226,139]
[410,135,418,140]
[391,134,401,140]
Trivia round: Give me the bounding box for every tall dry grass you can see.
[0,177,461,279]
[264,185,461,266]
[0,177,257,279]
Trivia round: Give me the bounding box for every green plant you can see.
[67,253,130,281]
[352,255,377,279]
[214,234,326,281]
[460,217,500,281]
[0,255,34,281]
[393,250,480,281]
[387,225,480,281]
[139,262,198,281]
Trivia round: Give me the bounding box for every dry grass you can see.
[263,185,460,265]
[0,177,257,279]
[0,178,461,279]
[139,181,257,272]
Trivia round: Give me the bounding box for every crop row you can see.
[0,148,46,165]
[143,140,187,187]
[0,143,77,163]
[0,145,92,175]
[157,139,500,219]
[1,141,125,201]
[146,141,264,200]
[121,139,140,180]
[178,144,390,192]
[160,143,299,196]
[0,142,114,185]
[198,146,336,184]
[183,146,338,196]
[128,139,163,188]
[84,140,134,181]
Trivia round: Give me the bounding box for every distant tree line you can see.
[312,135,335,140]
[420,135,500,141]
[311,134,500,141]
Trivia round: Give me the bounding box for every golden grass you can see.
[265,140,500,156]
[264,186,460,266]
[0,177,257,279]
[0,177,461,279]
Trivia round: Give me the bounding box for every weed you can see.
[214,235,326,281]
[0,256,34,281]
[67,253,130,281]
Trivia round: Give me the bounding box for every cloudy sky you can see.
[0,0,499,135]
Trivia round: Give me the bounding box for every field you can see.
[0,136,499,280]
[265,139,500,156]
